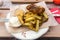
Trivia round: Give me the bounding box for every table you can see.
[11,0,53,3]
[0,2,60,38]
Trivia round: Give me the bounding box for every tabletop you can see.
[0,1,60,38]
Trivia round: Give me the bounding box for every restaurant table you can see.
[0,1,60,40]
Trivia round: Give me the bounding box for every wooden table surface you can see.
[0,2,60,37]
[11,0,53,3]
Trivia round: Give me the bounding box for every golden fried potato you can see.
[28,25,36,31]
[15,9,24,16]
[42,12,48,22]
[15,9,24,24]
[43,12,48,19]
[23,22,36,31]
[24,23,31,26]
[30,20,36,24]
[42,17,48,22]
[35,20,40,32]
[25,17,35,22]
[17,16,24,24]
[34,15,42,20]
[24,12,34,19]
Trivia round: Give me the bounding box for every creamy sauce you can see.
[9,16,21,27]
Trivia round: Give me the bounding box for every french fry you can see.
[28,24,36,31]
[30,20,36,24]
[25,17,35,22]
[24,23,31,26]
[24,12,34,19]
[34,15,42,20]
[43,12,48,19]
[15,9,24,24]
[15,9,24,16]
[17,16,24,24]
[24,23,35,31]
[35,20,40,32]
[25,12,33,16]
[42,17,48,22]
[24,15,33,19]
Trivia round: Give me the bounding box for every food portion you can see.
[26,4,45,15]
[10,4,48,32]
[9,16,21,27]
[15,9,24,24]
[24,4,48,32]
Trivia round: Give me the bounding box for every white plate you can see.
[5,1,58,40]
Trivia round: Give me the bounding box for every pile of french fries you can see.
[24,12,48,32]
[15,5,48,32]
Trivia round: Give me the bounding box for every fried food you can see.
[15,9,24,24]
[26,4,45,15]
[25,17,35,22]
[15,4,48,32]
[43,12,48,19]
[15,9,24,16]
[42,12,48,22]
[34,15,42,20]
[17,16,24,24]
[30,20,36,24]
[23,11,48,32]
[35,20,40,32]
[24,12,34,19]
